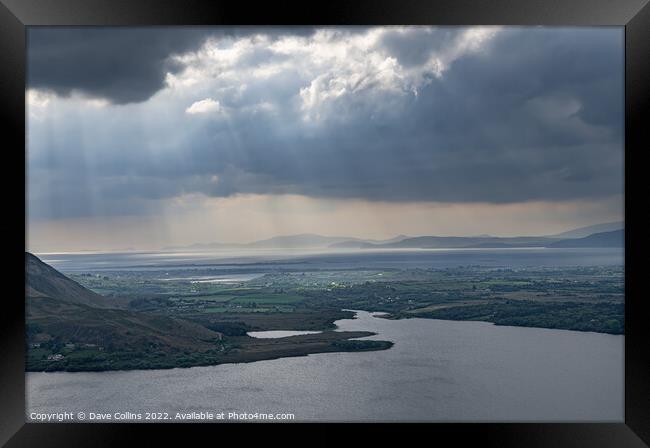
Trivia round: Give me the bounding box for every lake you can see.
[26,309,623,422]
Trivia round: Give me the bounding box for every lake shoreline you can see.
[27,310,623,421]
[26,324,394,373]
[27,305,620,374]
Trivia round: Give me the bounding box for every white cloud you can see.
[166,27,502,122]
[185,98,222,115]
[26,89,54,120]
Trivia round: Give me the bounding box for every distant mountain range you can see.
[328,235,410,249]
[250,234,366,248]
[346,229,623,250]
[548,221,624,239]
[162,221,624,251]
[164,233,411,251]
[355,235,561,249]
[547,229,624,248]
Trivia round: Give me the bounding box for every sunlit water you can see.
[158,274,263,282]
[38,247,624,273]
[26,310,623,422]
[247,330,322,338]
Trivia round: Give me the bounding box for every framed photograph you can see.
[1,0,648,445]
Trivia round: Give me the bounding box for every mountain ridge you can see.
[159,222,624,252]
[26,252,126,309]
[164,233,411,251]
[546,229,623,248]
[549,221,624,239]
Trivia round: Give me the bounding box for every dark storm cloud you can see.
[27,27,624,220]
[181,27,623,204]
[27,28,212,104]
[27,26,318,104]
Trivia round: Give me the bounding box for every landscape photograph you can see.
[26,26,624,422]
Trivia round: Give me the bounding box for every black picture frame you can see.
[1,0,648,446]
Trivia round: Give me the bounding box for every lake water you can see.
[26,310,624,422]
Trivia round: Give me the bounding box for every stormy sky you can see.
[26,26,624,252]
